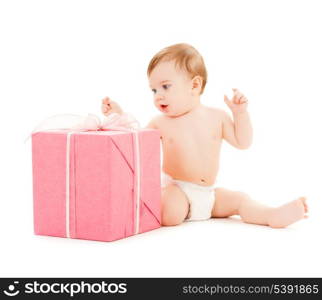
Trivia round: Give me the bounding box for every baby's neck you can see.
[176,100,202,118]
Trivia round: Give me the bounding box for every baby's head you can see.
[147,43,207,117]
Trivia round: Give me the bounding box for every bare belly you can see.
[162,141,221,186]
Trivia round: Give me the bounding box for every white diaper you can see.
[161,172,216,221]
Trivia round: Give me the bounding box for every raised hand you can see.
[101,97,123,117]
[224,88,248,114]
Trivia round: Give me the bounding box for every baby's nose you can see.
[155,92,164,101]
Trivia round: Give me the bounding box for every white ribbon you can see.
[66,132,73,238]
[132,128,140,235]
[31,113,141,238]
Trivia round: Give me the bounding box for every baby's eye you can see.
[162,84,171,90]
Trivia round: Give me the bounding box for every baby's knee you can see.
[161,211,185,226]
[215,188,249,214]
[161,185,189,226]
[161,198,186,226]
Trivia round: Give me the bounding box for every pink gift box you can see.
[32,129,161,242]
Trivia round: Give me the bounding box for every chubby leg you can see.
[212,188,308,228]
[161,184,189,226]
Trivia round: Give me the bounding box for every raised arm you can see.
[221,88,253,149]
[101,96,160,132]
[101,96,123,116]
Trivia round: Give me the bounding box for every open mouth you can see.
[160,104,169,111]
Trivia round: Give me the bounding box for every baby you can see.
[101,43,308,228]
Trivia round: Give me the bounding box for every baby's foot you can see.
[268,197,308,228]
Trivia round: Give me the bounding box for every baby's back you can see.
[153,105,223,186]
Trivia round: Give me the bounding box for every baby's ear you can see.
[191,76,202,94]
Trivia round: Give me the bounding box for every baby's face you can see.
[148,60,196,117]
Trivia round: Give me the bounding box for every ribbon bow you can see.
[30,112,139,133]
[24,112,140,143]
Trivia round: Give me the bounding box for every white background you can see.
[0,0,321,277]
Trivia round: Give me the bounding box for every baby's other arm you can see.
[101,97,123,116]
[101,96,160,133]
[146,114,165,130]
[221,88,253,149]
[146,118,157,129]
[146,116,163,136]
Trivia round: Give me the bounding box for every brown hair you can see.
[147,43,208,94]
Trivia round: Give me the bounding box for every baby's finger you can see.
[102,97,110,105]
[236,89,242,100]
[224,95,233,108]
[232,88,241,95]
[232,88,237,98]
[102,103,111,109]
[232,88,240,104]
[240,96,248,104]
[101,103,109,112]
[224,94,231,104]
[233,93,241,104]
[237,91,245,104]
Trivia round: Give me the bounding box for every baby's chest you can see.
[159,120,222,146]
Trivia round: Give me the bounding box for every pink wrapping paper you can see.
[32,129,161,242]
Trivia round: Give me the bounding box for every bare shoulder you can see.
[145,114,166,129]
[204,106,227,121]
